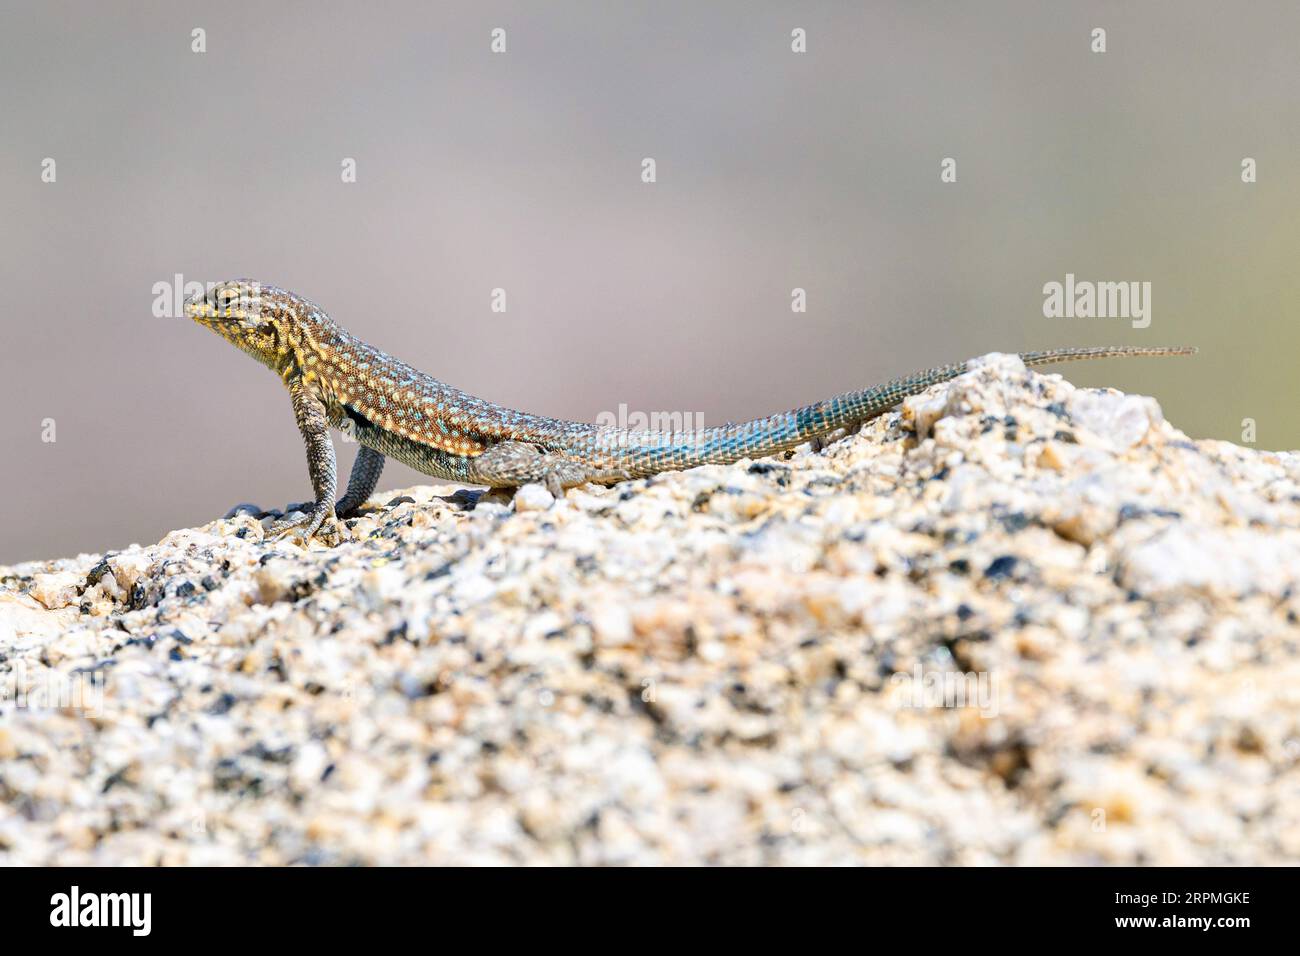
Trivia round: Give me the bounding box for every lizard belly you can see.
[338,405,479,483]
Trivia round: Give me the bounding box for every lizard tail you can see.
[586,345,1196,477]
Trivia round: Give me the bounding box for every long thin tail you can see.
[567,346,1196,477]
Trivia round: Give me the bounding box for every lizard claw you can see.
[268,505,346,546]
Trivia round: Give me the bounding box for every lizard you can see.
[185,280,1196,545]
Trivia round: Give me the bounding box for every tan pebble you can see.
[1037,442,1067,473]
[29,571,82,610]
[254,562,296,604]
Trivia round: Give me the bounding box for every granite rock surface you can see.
[2,353,1298,865]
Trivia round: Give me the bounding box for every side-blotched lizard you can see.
[186,280,1195,544]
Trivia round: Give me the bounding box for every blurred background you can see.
[2,0,1298,563]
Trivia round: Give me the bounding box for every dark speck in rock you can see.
[1119,504,1183,525]
[949,558,971,575]
[245,742,295,764]
[956,604,975,621]
[998,512,1032,533]
[442,489,481,510]
[101,767,130,794]
[386,495,416,508]
[85,556,114,587]
[984,555,1018,580]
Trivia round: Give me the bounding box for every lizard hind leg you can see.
[466,441,629,498]
[336,445,386,517]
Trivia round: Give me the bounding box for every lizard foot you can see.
[808,422,862,454]
[541,462,631,499]
[467,441,631,499]
[268,505,347,546]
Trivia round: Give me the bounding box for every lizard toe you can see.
[267,511,309,537]
[268,505,345,546]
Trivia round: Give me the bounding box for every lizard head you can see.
[185,279,304,372]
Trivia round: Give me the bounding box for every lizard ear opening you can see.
[255,321,280,345]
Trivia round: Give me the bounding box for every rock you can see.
[1,356,1297,865]
[0,592,80,647]
[223,503,263,519]
[586,593,634,647]
[28,571,81,610]
[513,483,555,512]
[1119,525,1300,598]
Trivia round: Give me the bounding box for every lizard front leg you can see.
[268,375,345,545]
[336,445,386,517]
[465,441,629,498]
